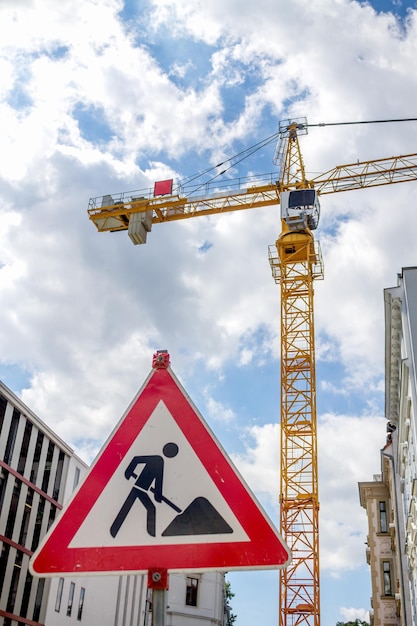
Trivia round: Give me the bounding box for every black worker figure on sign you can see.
[110,440,234,539]
[110,442,179,538]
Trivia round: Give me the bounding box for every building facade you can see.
[359,267,417,626]
[0,380,86,625]
[44,571,227,626]
[0,381,230,626]
[384,267,417,626]
[359,440,408,626]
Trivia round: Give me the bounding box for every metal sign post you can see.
[148,569,168,626]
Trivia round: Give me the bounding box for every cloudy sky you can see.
[2,0,417,624]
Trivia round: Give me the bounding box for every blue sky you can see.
[2,0,417,624]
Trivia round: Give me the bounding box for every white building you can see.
[384,266,417,626]
[360,267,417,626]
[0,381,230,626]
[45,571,226,626]
[358,267,417,625]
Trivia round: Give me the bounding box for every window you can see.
[18,488,34,545]
[17,419,33,475]
[31,496,45,551]
[20,571,33,618]
[383,561,392,596]
[52,450,65,501]
[33,578,45,622]
[77,587,85,620]
[5,478,22,539]
[4,408,20,464]
[30,431,44,484]
[67,581,75,616]
[41,441,55,493]
[6,551,23,613]
[0,543,10,597]
[288,189,316,208]
[186,577,199,606]
[379,501,388,533]
[0,394,7,435]
[0,468,9,512]
[73,467,81,490]
[48,503,57,530]
[55,578,64,612]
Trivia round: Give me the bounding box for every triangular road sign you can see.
[30,353,290,576]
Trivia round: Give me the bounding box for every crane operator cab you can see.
[280,189,320,232]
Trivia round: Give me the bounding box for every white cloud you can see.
[232,423,280,505]
[340,606,370,622]
[205,395,236,423]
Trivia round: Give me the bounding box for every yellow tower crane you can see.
[88,117,417,626]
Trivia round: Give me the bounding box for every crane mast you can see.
[270,121,323,626]
[88,118,417,626]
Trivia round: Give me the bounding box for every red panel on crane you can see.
[154,179,173,196]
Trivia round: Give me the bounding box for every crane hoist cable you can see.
[308,116,417,128]
[178,130,280,194]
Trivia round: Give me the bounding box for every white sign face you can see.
[70,400,249,548]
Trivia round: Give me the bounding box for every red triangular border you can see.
[30,366,290,576]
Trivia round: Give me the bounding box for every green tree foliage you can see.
[336,620,370,626]
[224,579,237,625]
